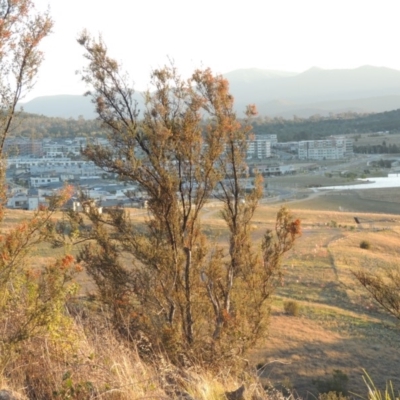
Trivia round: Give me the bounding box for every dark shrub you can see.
[313,369,349,395]
[283,300,301,316]
[360,240,371,249]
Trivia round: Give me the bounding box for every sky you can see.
[27,0,400,101]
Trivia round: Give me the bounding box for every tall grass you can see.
[361,372,399,400]
[0,300,272,399]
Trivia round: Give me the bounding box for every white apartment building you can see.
[298,137,353,160]
[246,137,272,159]
[251,164,295,176]
[30,175,60,187]
[42,138,87,157]
[261,134,278,146]
[203,136,272,160]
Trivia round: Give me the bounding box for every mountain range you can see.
[19,65,400,119]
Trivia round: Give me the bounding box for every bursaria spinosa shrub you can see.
[56,32,303,367]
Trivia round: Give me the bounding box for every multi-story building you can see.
[246,136,271,159]
[202,136,272,160]
[335,136,354,157]
[275,142,299,153]
[3,137,43,157]
[260,134,278,146]
[298,137,353,160]
[42,137,87,157]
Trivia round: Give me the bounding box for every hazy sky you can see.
[28,0,400,100]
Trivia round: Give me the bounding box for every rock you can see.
[0,390,20,400]
[175,390,197,400]
[225,384,245,400]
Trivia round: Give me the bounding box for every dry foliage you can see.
[0,0,52,153]
[0,4,301,397]
[353,268,400,320]
[48,33,305,367]
[1,304,277,399]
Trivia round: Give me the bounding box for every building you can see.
[251,164,296,176]
[42,137,87,157]
[30,175,61,187]
[298,137,353,160]
[7,188,48,210]
[259,134,278,146]
[3,137,43,157]
[246,136,272,159]
[203,136,272,160]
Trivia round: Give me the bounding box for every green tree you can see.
[70,32,301,365]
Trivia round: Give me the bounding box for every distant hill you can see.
[223,68,298,81]
[19,92,145,120]
[253,95,400,119]
[224,66,400,117]
[19,66,400,119]
[20,95,96,119]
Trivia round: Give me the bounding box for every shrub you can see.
[319,392,349,400]
[72,38,303,367]
[360,240,371,249]
[313,369,349,395]
[283,300,301,316]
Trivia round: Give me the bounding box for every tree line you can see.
[353,142,400,154]
[252,110,400,142]
[6,113,102,138]
[8,107,400,145]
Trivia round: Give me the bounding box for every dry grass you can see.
[0,312,255,400]
[248,200,400,397]
[357,187,400,204]
[351,132,400,147]
[121,199,400,397]
[3,190,400,398]
[0,306,272,399]
[292,189,400,214]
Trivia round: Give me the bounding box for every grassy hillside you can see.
[198,197,400,397]
[2,193,400,398]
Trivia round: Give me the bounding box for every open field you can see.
[290,189,400,214]
[3,188,400,398]
[350,132,400,147]
[200,192,400,397]
[260,195,400,396]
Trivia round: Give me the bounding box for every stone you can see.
[225,384,245,400]
[0,390,20,400]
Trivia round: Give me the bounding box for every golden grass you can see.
[248,205,400,397]
[0,308,269,399]
[3,200,400,398]
[92,203,400,396]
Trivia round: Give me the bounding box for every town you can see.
[4,134,354,210]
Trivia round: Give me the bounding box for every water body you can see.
[322,174,400,190]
